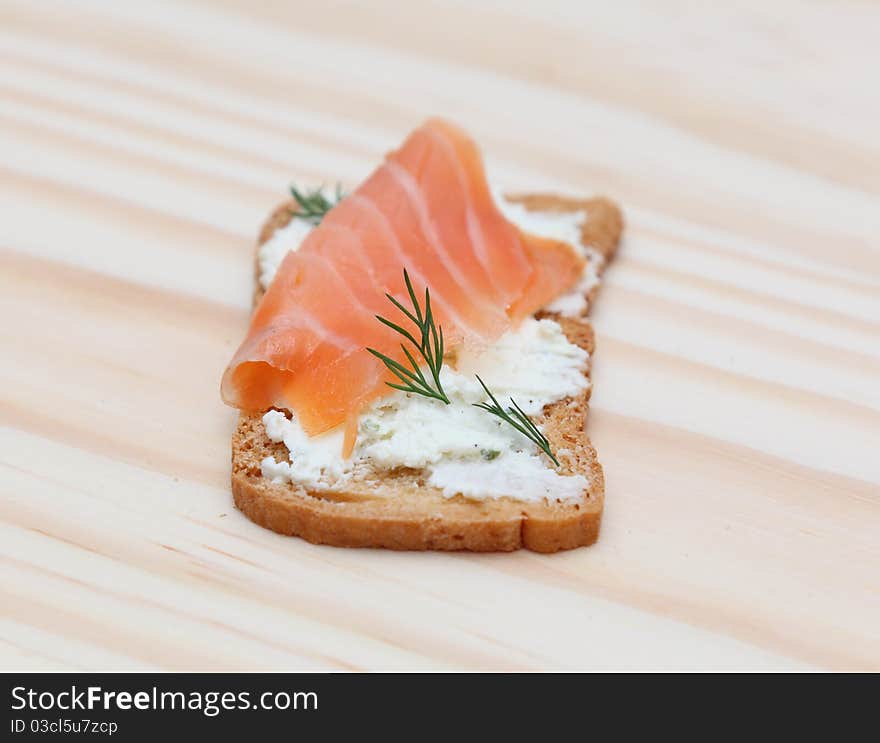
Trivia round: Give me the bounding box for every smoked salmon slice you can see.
[221,118,584,437]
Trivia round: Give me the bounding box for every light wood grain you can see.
[1,0,878,671]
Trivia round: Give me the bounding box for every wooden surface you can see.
[2,0,878,671]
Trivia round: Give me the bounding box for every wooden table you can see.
[2,0,878,671]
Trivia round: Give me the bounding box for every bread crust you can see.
[231,193,623,552]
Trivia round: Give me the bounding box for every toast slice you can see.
[231,194,623,552]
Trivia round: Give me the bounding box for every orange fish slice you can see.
[221,118,584,439]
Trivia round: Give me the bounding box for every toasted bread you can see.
[231,194,623,552]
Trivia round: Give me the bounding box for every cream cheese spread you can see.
[256,186,600,503]
[258,217,313,291]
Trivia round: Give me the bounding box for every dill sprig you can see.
[289,183,345,225]
[366,269,450,404]
[473,375,560,466]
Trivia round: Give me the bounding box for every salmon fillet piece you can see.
[221,118,584,436]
